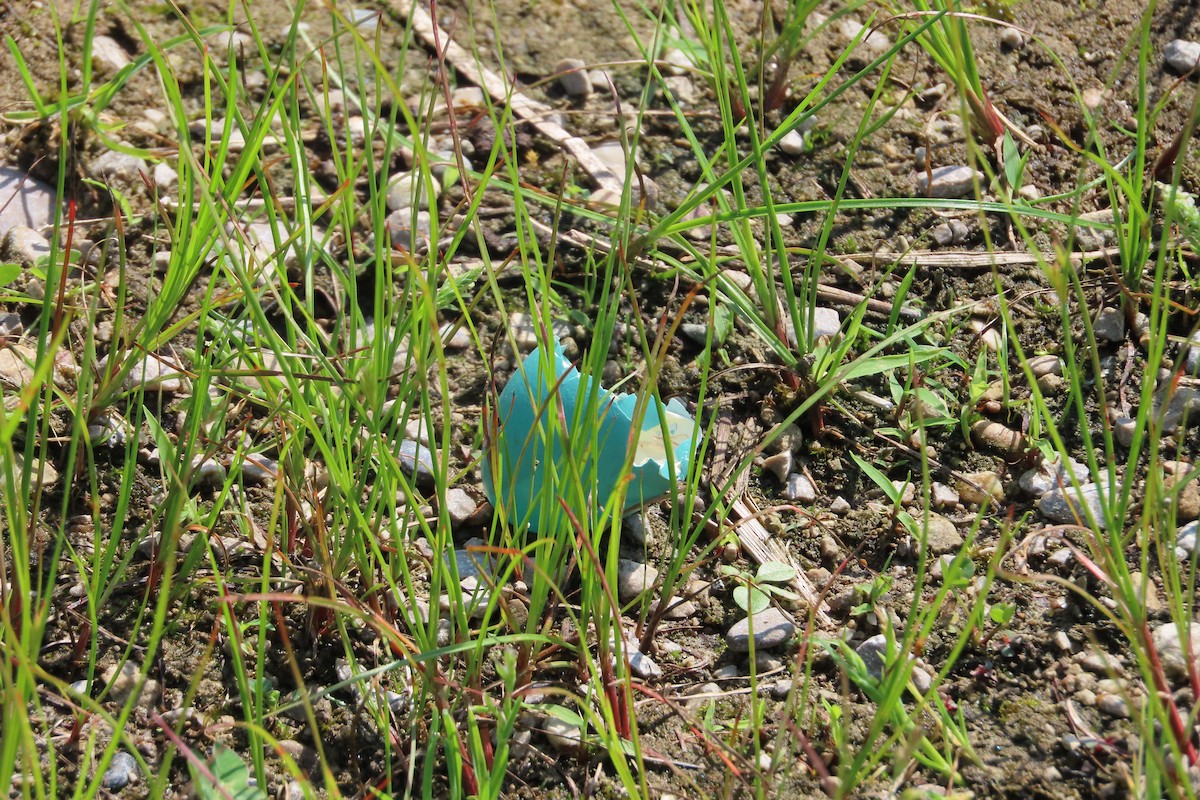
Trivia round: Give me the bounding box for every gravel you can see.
[1093,307,1125,343]
[443,487,478,526]
[1152,622,1200,683]
[921,512,964,555]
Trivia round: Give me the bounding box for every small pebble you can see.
[1,226,50,266]
[1000,27,1025,50]
[762,451,793,483]
[855,634,890,681]
[916,165,983,199]
[1165,40,1200,75]
[971,419,1027,456]
[726,606,795,653]
[782,473,816,503]
[0,167,54,239]
[1093,307,1125,343]
[1097,693,1130,718]
[542,714,583,752]
[398,439,436,487]
[830,496,851,515]
[778,130,806,155]
[555,58,592,98]
[101,752,139,791]
[1153,622,1200,683]
[616,558,658,602]
[1038,481,1111,528]
[443,487,478,526]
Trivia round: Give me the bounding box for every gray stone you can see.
[102,661,141,703]
[621,511,648,545]
[101,751,138,791]
[812,307,841,339]
[152,162,177,193]
[555,58,592,98]
[443,487,478,526]
[778,129,806,155]
[762,451,792,482]
[931,482,959,510]
[2,226,50,266]
[385,209,431,252]
[916,166,983,199]
[625,646,662,680]
[1000,27,1025,50]
[725,606,795,652]
[190,455,227,490]
[1097,693,1129,718]
[1165,40,1200,74]
[616,558,658,602]
[1093,307,1125,343]
[90,150,146,184]
[1038,480,1111,528]
[507,312,572,353]
[1153,622,1200,683]
[648,597,696,620]
[783,473,816,503]
[921,512,963,554]
[1154,384,1200,433]
[1177,521,1197,559]
[239,454,277,485]
[91,35,131,75]
[1019,455,1089,497]
[855,634,890,681]
[0,167,55,238]
[0,345,35,387]
[830,496,851,515]
[398,439,435,486]
[98,352,187,393]
[542,714,583,752]
[385,171,438,211]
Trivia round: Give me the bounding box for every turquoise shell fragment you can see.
[482,342,698,531]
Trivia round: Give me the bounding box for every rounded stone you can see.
[725,606,795,653]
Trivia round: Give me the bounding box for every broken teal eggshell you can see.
[481,342,698,531]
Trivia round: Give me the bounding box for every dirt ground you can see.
[2,0,1200,798]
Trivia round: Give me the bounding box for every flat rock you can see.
[1038,480,1112,528]
[0,167,55,238]
[1165,39,1200,74]
[1019,454,1087,496]
[1177,520,1197,559]
[725,606,795,652]
[98,352,187,393]
[916,165,982,199]
[2,226,51,266]
[90,150,147,184]
[385,171,438,211]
